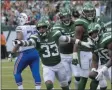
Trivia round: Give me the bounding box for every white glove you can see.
[95,66,108,81]
[81,38,93,48]
[8,53,13,62]
[12,40,21,46]
[91,68,97,72]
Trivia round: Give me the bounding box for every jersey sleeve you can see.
[52,30,62,39]
[30,34,40,43]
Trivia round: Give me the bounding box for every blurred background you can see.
[1,0,112,52]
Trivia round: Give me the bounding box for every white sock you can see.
[35,85,41,90]
[74,80,79,89]
[18,85,23,90]
[97,85,100,89]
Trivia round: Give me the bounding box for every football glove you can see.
[12,40,22,46]
[72,52,78,65]
[95,66,108,81]
[81,38,93,48]
[8,52,14,62]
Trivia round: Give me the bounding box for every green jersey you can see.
[30,30,62,66]
[75,17,103,51]
[53,20,75,54]
[75,18,90,51]
[93,36,110,65]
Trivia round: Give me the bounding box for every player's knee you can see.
[99,79,107,88]
[75,77,80,81]
[60,80,68,87]
[45,80,53,90]
[89,71,97,80]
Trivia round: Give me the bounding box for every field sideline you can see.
[1,59,111,89]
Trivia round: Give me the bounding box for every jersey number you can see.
[41,44,59,58]
[99,49,109,59]
[27,31,37,39]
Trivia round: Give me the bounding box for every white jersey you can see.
[16,25,38,51]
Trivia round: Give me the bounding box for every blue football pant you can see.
[13,48,41,86]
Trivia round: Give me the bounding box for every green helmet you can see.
[72,6,80,18]
[88,22,101,41]
[88,22,101,34]
[100,32,112,48]
[36,17,50,37]
[82,1,96,21]
[59,7,72,26]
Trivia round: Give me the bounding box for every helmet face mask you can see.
[60,14,71,26]
[17,13,28,26]
[83,9,96,20]
[36,18,50,37]
[82,2,96,21]
[88,22,101,41]
[59,8,72,26]
[37,25,48,37]
[89,30,99,41]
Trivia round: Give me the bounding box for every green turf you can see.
[1,59,111,89]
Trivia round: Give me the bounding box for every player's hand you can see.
[95,66,108,81]
[12,40,21,46]
[72,52,78,65]
[8,53,13,62]
[81,38,93,48]
[91,68,97,72]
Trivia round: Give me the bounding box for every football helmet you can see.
[17,13,28,26]
[88,22,101,41]
[82,2,96,21]
[100,32,112,48]
[59,7,72,26]
[36,17,50,37]
[72,6,80,18]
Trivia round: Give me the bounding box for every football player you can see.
[73,2,96,90]
[12,15,94,90]
[12,17,72,90]
[88,22,110,90]
[9,13,41,89]
[96,32,112,82]
[52,7,80,89]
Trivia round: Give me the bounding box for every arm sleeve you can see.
[19,34,40,46]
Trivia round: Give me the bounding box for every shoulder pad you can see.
[75,18,89,25]
[30,34,39,39]
[52,21,64,30]
[52,30,61,37]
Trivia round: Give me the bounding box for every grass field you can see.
[1,59,111,89]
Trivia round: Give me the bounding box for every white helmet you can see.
[17,13,28,26]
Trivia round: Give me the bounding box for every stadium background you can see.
[1,0,112,89]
